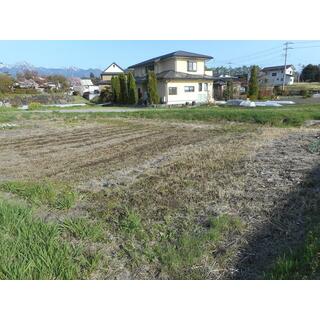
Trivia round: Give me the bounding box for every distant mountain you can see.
[0,61,102,78]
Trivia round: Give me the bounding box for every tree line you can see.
[110,71,159,105]
[300,64,320,82]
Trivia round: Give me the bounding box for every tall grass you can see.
[0,180,77,210]
[0,199,98,279]
[2,104,320,127]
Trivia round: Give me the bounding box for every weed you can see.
[0,180,77,210]
[156,215,244,278]
[267,228,320,280]
[308,139,320,154]
[0,199,98,279]
[61,217,106,242]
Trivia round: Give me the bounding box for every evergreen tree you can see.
[301,64,320,82]
[119,74,128,104]
[111,76,121,103]
[127,72,138,105]
[223,80,234,100]
[146,71,159,104]
[248,65,259,100]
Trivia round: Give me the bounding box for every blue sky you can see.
[0,40,319,70]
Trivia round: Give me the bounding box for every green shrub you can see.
[28,102,43,110]
[300,89,312,98]
[147,71,160,104]
[111,76,121,103]
[127,72,138,105]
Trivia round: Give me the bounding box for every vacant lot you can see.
[0,107,319,279]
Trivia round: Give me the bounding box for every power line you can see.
[291,45,320,49]
[215,45,283,64]
[292,40,320,45]
[218,52,283,67]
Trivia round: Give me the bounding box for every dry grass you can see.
[0,115,319,279]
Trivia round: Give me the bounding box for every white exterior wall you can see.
[175,58,205,75]
[260,66,295,86]
[133,57,207,77]
[164,80,213,105]
[155,58,175,73]
[103,63,123,74]
[131,54,213,104]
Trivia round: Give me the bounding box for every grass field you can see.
[0,105,319,279]
[2,103,320,126]
[289,82,320,91]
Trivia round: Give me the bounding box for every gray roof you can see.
[135,70,213,83]
[128,51,213,68]
[261,65,293,72]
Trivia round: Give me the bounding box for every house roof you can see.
[135,70,214,83]
[261,65,294,72]
[101,62,125,75]
[128,51,213,68]
[212,75,239,81]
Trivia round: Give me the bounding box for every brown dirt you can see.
[0,118,244,183]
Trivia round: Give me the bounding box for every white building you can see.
[100,62,124,84]
[259,65,295,87]
[73,79,100,100]
[128,51,214,105]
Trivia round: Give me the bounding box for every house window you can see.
[204,83,208,91]
[169,87,177,95]
[272,72,277,76]
[184,86,195,92]
[281,78,283,81]
[198,83,202,92]
[187,61,197,72]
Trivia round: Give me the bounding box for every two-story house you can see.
[259,65,295,87]
[128,51,214,105]
[100,62,125,84]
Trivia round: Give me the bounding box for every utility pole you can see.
[282,41,294,92]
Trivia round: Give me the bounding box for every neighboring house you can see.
[38,81,62,92]
[259,65,295,87]
[128,51,214,105]
[73,78,100,100]
[100,62,125,85]
[14,79,39,90]
[213,75,244,100]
